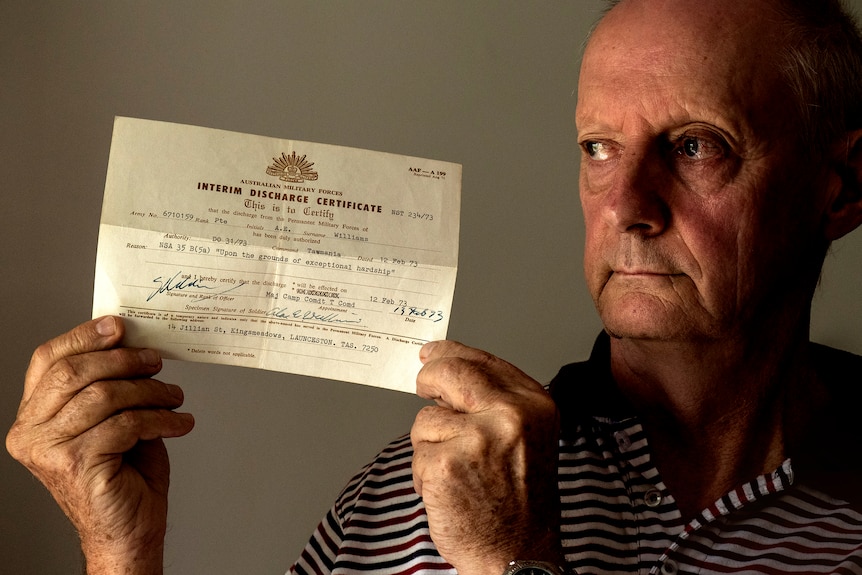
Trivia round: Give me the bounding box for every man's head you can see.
[576,0,862,345]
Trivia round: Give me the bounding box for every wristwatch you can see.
[502,560,568,575]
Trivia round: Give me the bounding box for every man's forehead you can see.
[577,0,793,145]
[589,0,787,55]
[581,0,787,97]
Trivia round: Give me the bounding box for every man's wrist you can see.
[80,537,164,575]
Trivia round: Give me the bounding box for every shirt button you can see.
[644,489,663,507]
[661,560,677,574]
[614,431,632,451]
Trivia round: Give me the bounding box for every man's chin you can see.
[598,303,697,342]
[602,323,675,341]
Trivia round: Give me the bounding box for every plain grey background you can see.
[3,2,862,573]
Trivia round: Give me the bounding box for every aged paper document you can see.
[93,117,460,393]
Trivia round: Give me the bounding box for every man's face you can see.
[577,0,830,343]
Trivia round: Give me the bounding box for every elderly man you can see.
[7,0,862,574]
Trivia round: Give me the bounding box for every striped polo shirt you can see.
[291,335,862,574]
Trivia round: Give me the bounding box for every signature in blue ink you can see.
[147,271,247,302]
[265,307,363,325]
[147,271,215,301]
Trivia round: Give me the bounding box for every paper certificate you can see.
[93,117,460,393]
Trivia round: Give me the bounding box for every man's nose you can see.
[602,149,669,236]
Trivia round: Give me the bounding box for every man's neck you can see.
[609,331,817,520]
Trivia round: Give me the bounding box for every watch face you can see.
[513,569,553,575]
[506,561,563,575]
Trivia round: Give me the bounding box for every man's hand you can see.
[5,316,195,575]
[411,341,563,575]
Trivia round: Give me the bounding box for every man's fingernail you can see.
[419,341,437,361]
[139,349,161,366]
[167,384,184,401]
[95,316,116,336]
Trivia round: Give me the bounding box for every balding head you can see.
[592,0,862,156]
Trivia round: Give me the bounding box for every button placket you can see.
[613,430,632,451]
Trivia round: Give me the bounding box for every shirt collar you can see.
[549,332,862,510]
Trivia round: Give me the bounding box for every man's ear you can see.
[824,129,862,241]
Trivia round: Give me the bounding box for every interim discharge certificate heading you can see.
[93,117,461,393]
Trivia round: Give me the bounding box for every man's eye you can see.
[683,138,700,158]
[673,136,723,160]
[583,141,613,161]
